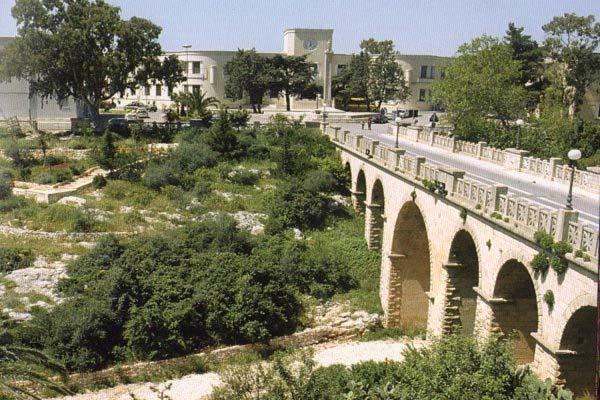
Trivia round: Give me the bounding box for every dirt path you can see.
[53,339,426,400]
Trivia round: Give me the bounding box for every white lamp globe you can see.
[567,149,582,161]
[395,117,402,124]
[516,119,524,126]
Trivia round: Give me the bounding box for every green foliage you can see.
[0,248,34,273]
[211,335,573,400]
[224,49,271,106]
[432,35,528,129]
[202,111,241,157]
[530,253,550,273]
[229,109,250,129]
[551,241,572,257]
[333,52,371,111]
[534,231,554,251]
[174,91,219,121]
[301,170,336,193]
[360,39,410,110]
[92,174,107,189]
[269,54,315,111]
[549,255,568,275]
[265,182,329,233]
[0,173,13,200]
[1,0,184,118]
[228,169,260,186]
[544,290,555,309]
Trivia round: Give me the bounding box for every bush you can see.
[0,173,13,200]
[228,169,259,186]
[0,247,34,273]
[301,170,336,193]
[544,290,555,308]
[534,231,554,251]
[530,253,549,273]
[92,175,107,189]
[550,255,568,275]
[265,182,329,233]
[551,241,573,257]
[143,160,181,190]
[173,141,218,173]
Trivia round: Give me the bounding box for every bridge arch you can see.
[492,259,539,365]
[365,178,385,249]
[443,229,480,335]
[352,169,366,214]
[558,299,596,397]
[386,200,431,330]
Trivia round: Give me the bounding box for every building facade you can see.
[0,37,83,128]
[119,29,452,112]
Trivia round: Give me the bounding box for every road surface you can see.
[337,123,599,228]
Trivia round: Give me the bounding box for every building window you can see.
[192,85,201,95]
[429,66,435,79]
[192,61,202,74]
[184,85,190,93]
[155,85,162,96]
[419,89,426,102]
[337,64,347,74]
[145,86,151,96]
[420,66,428,79]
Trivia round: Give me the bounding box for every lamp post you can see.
[395,117,402,148]
[515,118,524,149]
[565,148,581,210]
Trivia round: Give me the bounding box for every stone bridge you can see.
[323,123,598,397]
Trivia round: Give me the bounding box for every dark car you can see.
[371,113,388,124]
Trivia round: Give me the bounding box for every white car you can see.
[134,107,149,119]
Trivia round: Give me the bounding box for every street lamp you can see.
[565,148,581,210]
[515,119,524,149]
[395,117,402,148]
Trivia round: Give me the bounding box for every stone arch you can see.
[443,229,480,335]
[558,305,596,397]
[352,169,367,214]
[386,201,431,330]
[492,259,539,365]
[365,179,385,249]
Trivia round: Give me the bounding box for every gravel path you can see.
[52,339,426,400]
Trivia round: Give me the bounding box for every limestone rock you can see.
[58,196,86,206]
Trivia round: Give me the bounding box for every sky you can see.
[0,0,598,56]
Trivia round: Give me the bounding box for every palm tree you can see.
[1,321,72,399]
[174,91,219,119]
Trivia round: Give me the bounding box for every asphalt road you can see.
[337,123,599,228]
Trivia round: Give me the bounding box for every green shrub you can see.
[0,174,13,200]
[192,181,212,198]
[143,160,181,190]
[265,182,329,233]
[551,241,572,257]
[530,253,549,273]
[228,169,260,186]
[92,175,107,189]
[302,170,336,193]
[550,255,568,275]
[490,212,502,219]
[544,290,555,309]
[173,141,218,173]
[0,247,34,273]
[534,231,554,251]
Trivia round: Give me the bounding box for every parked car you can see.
[148,104,158,112]
[135,108,149,119]
[124,101,144,111]
[371,113,388,124]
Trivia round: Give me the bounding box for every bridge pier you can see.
[365,202,384,250]
[350,190,366,214]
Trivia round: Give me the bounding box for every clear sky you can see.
[0,0,598,55]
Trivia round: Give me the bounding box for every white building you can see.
[119,29,452,112]
[0,37,83,130]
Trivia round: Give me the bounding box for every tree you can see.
[95,131,116,171]
[332,52,371,111]
[268,55,314,111]
[224,49,270,113]
[432,36,528,129]
[360,39,409,110]
[504,23,546,109]
[542,13,600,117]
[174,91,219,123]
[0,0,184,121]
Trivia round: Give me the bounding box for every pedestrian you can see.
[429,112,439,128]
[361,120,365,130]
[367,117,372,130]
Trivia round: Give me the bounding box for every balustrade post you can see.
[490,185,508,211]
[554,209,579,243]
[477,141,487,159]
[414,157,426,178]
[389,148,406,171]
[320,121,329,133]
[370,140,379,158]
[503,148,529,171]
[343,130,350,145]
[331,126,341,141]
[450,137,457,153]
[438,167,465,195]
[548,157,562,181]
[430,132,436,146]
[354,134,363,151]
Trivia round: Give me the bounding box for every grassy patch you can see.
[358,327,425,342]
[309,215,382,314]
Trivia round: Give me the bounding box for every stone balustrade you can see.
[386,125,599,192]
[328,124,599,261]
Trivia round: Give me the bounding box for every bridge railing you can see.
[327,123,599,261]
[386,125,599,192]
